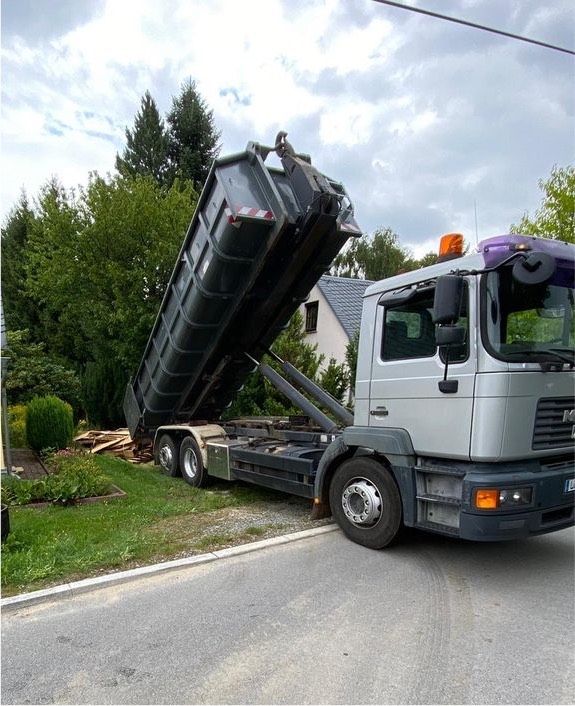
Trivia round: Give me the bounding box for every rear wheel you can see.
[329,456,402,549]
[179,437,208,487]
[157,434,180,477]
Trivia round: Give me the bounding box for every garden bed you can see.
[1,452,114,507]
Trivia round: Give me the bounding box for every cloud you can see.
[1,0,105,42]
[1,0,573,254]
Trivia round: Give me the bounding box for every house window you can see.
[305,301,319,332]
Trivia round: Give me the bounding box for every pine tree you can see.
[1,193,38,332]
[166,79,221,189]
[115,91,169,185]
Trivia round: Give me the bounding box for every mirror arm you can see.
[451,251,526,278]
[438,344,459,394]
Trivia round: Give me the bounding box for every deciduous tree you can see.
[4,330,81,411]
[332,227,428,281]
[512,165,574,243]
[25,174,197,417]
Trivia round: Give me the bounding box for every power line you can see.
[372,0,575,56]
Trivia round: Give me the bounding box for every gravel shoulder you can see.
[140,495,333,557]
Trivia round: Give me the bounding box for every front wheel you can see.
[179,437,209,487]
[329,457,402,549]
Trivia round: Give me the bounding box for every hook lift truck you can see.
[124,133,575,549]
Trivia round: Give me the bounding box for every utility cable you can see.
[372,0,575,56]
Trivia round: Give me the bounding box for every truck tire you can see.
[179,437,208,487]
[329,456,402,549]
[157,434,180,477]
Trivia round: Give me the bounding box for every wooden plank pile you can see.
[74,429,153,464]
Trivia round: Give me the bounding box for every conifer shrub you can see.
[26,396,74,453]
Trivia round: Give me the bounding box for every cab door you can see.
[369,280,476,460]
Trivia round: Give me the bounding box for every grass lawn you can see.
[1,455,287,597]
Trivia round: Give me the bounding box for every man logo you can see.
[562,409,575,424]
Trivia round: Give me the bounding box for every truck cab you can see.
[325,233,574,546]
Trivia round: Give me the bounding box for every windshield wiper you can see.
[505,349,574,369]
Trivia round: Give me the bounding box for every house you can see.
[300,275,373,369]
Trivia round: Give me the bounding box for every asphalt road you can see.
[2,526,574,705]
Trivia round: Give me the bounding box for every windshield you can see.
[482,268,574,362]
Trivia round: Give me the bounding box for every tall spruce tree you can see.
[115,91,169,185]
[166,79,221,189]
[1,193,39,332]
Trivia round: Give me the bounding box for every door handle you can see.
[370,406,388,416]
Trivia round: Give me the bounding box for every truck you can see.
[124,133,575,549]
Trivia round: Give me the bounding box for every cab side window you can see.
[381,285,469,363]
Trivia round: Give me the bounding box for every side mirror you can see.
[512,251,556,285]
[433,275,464,325]
[434,277,465,395]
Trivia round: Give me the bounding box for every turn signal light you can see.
[474,489,499,509]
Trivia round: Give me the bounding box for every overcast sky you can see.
[1,0,573,256]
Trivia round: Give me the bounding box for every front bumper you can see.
[458,461,574,541]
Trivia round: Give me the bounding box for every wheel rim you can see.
[183,447,198,478]
[159,444,173,470]
[341,477,382,526]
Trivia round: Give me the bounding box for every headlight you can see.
[498,488,532,506]
[474,487,533,510]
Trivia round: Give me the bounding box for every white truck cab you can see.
[325,233,574,545]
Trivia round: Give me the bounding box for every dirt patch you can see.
[8,449,49,480]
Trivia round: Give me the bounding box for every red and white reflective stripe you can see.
[240,206,274,219]
[225,206,274,223]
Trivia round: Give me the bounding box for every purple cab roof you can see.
[477,234,575,287]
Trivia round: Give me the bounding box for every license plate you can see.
[565,478,575,493]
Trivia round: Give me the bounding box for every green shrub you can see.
[26,396,74,453]
[0,454,113,506]
[7,404,27,448]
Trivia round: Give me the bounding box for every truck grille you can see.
[532,397,575,450]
